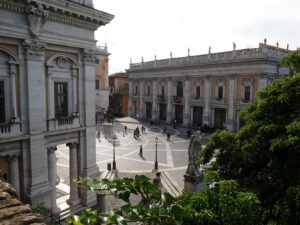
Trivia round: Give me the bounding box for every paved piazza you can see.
[56,117,198,191]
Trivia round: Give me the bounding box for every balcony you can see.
[172,96,183,104]
[47,116,80,132]
[0,122,22,139]
[240,98,253,104]
[189,96,204,105]
[212,97,227,104]
[144,95,152,102]
[157,95,167,103]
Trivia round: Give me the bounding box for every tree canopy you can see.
[201,51,300,224]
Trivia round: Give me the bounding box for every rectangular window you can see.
[161,86,165,97]
[244,86,251,101]
[55,82,68,118]
[0,81,5,123]
[195,86,200,98]
[147,86,150,96]
[218,86,223,99]
[95,79,100,90]
[135,85,138,95]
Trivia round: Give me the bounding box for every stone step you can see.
[161,171,182,198]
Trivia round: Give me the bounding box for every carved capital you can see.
[9,64,17,76]
[47,67,54,76]
[23,40,46,60]
[72,68,78,77]
[26,2,49,37]
[67,142,78,149]
[82,49,96,65]
[47,146,57,154]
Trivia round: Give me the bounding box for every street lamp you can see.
[112,135,117,170]
[154,136,158,171]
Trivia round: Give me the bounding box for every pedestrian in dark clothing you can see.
[124,125,127,134]
[167,132,171,141]
[139,145,143,157]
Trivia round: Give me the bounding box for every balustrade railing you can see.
[47,116,80,131]
[129,45,286,70]
[0,122,22,138]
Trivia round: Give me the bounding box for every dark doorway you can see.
[159,104,167,121]
[193,106,203,126]
[214,108,226,128]
[175,105,183,123]
[146,102,152,119]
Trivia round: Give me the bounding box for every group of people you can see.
[132,125,146,139]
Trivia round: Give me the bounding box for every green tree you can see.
[201,71,300,223]
[68,175,262,225]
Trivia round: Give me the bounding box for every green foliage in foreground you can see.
[201,73,300,224]
[67,174,262,225]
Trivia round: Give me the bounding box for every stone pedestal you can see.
[183,172,205,193]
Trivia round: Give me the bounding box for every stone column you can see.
[9,64,18,120]
[47,67,54,119]
[203,76,212,126]
[139,80,144,119]
[8,155,20,198]
[72,68,78,115]
[183,78,190,126]
[80,49,100,206]
[259,74,268,90]
[166,79,172,123]
[24,40,50,207]
[227,75,237,131]
[47,147,58,212]
[128,80,133,116]
[152,80,157,121]
[67,142,80,206]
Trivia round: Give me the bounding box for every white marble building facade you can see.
[0,0,113,212]
[127,43,289,131]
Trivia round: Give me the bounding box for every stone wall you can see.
[0,179,46,225]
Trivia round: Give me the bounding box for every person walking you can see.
[139,145,143,157]
[167,132,171,141]
[124,125,127,135]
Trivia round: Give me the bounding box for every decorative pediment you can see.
[243,77,253,86]
[46,53,79,68]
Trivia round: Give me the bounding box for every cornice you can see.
[0,0,114,30]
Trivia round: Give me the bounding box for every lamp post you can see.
[112,135,117,170]
[154,136,158,171]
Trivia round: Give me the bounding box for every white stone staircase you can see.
[161,171,183,197]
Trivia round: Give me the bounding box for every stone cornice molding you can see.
[23,39,46,60]
[0,0,114,30]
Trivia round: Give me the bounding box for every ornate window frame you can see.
[215,79,225,100]
[241,78,253,103]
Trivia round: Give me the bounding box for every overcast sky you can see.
[94,0,300,74]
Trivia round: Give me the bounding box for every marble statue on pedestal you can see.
[184,131,205,192]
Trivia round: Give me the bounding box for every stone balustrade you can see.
[189,97,205,105]
[47,116,80,131]
[129,44,287,70]
[0,122,22,139]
